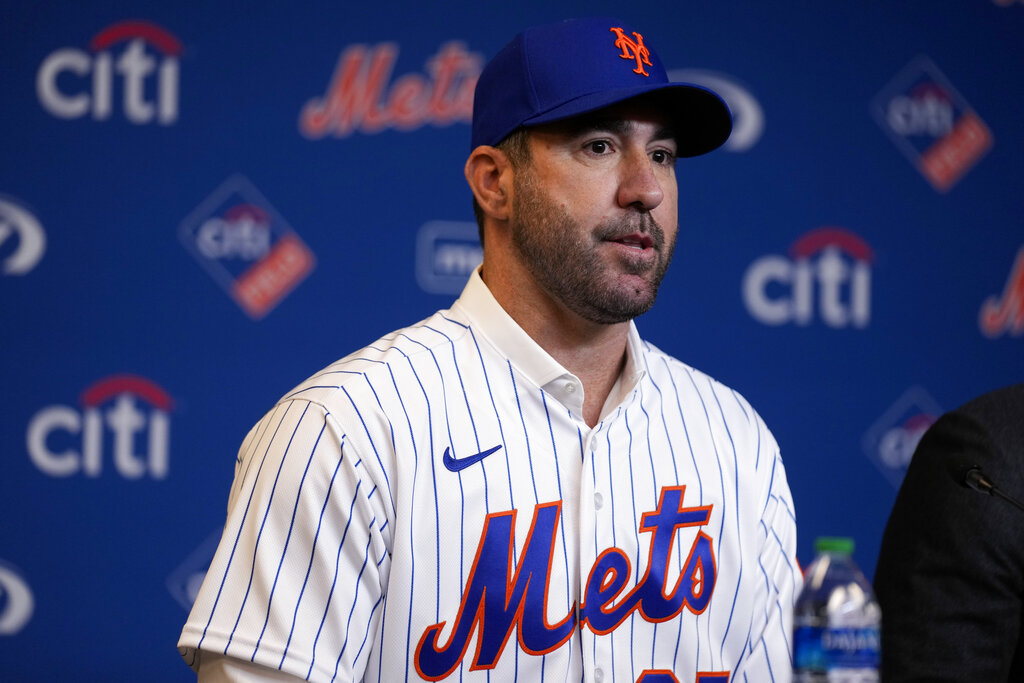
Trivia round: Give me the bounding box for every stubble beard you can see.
[509,168,676,325]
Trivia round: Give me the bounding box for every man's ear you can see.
[465,146,513,222]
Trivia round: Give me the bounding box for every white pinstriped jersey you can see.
[179,269,801,683]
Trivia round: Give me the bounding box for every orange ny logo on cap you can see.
[610,27,652,76]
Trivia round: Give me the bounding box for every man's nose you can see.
[617,150,665,211]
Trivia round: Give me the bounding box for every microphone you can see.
[947,459,1024,514]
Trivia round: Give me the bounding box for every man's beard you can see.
[509,168,676,325]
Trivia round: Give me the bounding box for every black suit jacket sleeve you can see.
[874,383,1024,682]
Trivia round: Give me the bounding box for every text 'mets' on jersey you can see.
[179,269,801,682]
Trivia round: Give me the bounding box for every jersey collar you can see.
[452,267,646,422]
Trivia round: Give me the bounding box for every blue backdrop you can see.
[2,1,1023,679]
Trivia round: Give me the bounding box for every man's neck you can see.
[481,263,630,428]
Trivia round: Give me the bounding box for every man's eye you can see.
[586,140,610,154]
[651,149,675,164]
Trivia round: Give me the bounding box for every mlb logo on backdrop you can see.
[0,561,34,635]
[179,175,315,319]
[0,195,46,276]
[862,386,943,488]
[872,56,992,192]
[415,221,481,295]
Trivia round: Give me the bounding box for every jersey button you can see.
[594,667,605,683]
[565,382,576,393]
[594,492,604,510]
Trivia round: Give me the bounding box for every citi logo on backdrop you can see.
[872,56,991,192]
[862,387,943,488]
[742,228,873,328]
[0,195,46,276]
[179,175,316,319]
[300,40,482,139]
[26,374,173,479]
[36,20,182,125]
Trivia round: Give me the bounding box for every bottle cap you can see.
[814,536,854,555]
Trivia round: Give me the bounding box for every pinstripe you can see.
[508,361,540,506]
[354,592,385,675]
[540,389,573,681]
[399,336,451,625]
[307,481,362,680]
[253,416,329,659]
[343,381,395,513]
[331,521,377,682]
[378,358,422,683]
[640,354,688,672]
[197,400,292,651]
[279,435,346,668]
[706,379,744,665]
[467,326,506,512]
[685,370,727,670]
[428,324,481,591]
[226,402,315,652]
[623,405,640,683]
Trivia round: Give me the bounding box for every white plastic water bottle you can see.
[793,537,880,682]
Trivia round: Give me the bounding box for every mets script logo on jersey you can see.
[610,27,652,76]
[27,374,173,479]
[0,195,46,276]
[743,227,873,328]
[871,56,992,192]
[179,175,315,319]
[979,246,1024,338]
[861,386,943,488]
[414,486,722,681]
[37,20,182,125]
[0,561,34,636]
[299,40,482,139]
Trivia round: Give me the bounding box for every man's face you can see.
[507,101,680,325]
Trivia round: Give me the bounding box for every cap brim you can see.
[520,82,732,158]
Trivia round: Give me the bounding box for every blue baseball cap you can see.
[470,17,732,156]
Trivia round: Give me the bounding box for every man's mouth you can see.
[609,232,655,250]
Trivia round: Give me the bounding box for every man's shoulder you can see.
[638,338,764,424]
[274,307,473,409]
[640,339,731,392]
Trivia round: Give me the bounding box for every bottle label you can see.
[794,625,880,672]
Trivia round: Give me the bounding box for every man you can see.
[179,17,801,682]
[875,382,1024,681]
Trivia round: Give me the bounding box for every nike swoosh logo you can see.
[443,444,503,472]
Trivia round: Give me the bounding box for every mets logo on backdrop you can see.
[299,40,482,139]
[0,195,46,276]
[871,56,992,192]
[27,374,173,479]
[862,387,943,488]
[979,246,1024,338]
[0,561,34,636]
[36,20,182,125]
[179,175,315,319]
[742,227,873,328]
